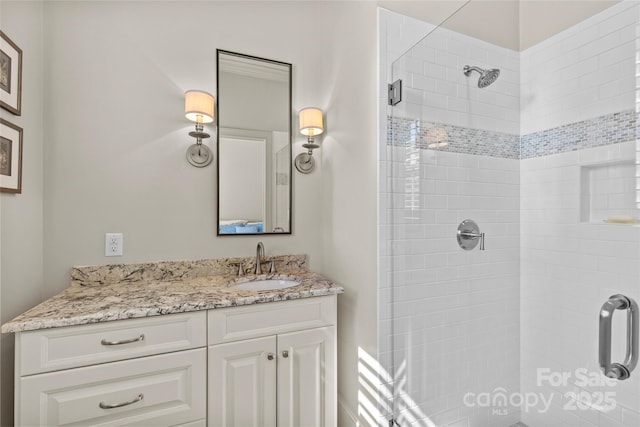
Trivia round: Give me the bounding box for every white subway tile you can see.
[436,50,459,69]
[425,63,448,80]
[411,44,436,63]
[412,74,436,92]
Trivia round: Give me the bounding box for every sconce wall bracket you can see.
[294,152,315,174]
[295,137,320,174]
[187,123,213,167]
[187,143,213,167]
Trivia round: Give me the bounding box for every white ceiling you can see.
[378,0,620,51]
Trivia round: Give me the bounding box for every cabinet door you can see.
[208,336,277,427]
[277,327,336,427]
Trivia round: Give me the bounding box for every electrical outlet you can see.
[105,233,123,257]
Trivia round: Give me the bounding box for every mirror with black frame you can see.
[216,50,292,235]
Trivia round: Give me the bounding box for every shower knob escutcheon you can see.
[457,219,485,251]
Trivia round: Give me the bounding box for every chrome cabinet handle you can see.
[282,350,289,358]
[99,393,144,409]
[267,353,275,361]
[599,294,639,380]
[101,334,145,346]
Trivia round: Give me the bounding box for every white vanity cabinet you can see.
[207,295,337,427]
[12,294,338,427]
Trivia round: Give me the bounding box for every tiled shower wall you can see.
[520,143,640,427]
[520,1,638,135]
[391,22,520,136]
[379,10,522,426]
[379,1,640,426]
[380,148,521,426]
[520,2,640,426]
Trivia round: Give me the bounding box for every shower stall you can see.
[378,1,640,426]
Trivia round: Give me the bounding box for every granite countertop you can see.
[2,255,344,334]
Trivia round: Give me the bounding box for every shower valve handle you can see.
[460,231,485,250]
[457,220,485,251]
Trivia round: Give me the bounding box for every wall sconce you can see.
[185,90,215,167]
[295,107,324,174]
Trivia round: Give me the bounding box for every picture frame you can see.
[0,30,22,116]
[0,118,23,193]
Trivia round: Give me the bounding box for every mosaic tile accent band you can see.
[388,109,638,159]
[520,109,638,158]
[388,116,520,159]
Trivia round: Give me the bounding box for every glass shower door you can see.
[382,2,640,426]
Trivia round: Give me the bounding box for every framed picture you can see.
[0,31,22,116]
[0,118,23,193]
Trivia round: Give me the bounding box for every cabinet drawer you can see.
[18,348,206,427]
[18,311,206,375]
[208,295,336,344]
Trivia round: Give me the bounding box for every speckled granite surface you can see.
[2,255,344,333]
[70,254,308,286]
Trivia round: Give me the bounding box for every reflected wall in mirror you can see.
[216,50,292,235]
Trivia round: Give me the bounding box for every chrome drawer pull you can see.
[100,334,145,346]
[99,393,144,409]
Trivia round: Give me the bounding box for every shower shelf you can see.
[580,160,638,225]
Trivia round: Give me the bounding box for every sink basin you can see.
[230,279,301,292]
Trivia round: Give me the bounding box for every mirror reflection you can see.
[216,50,292,235]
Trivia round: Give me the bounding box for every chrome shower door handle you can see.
[599,294,639,380]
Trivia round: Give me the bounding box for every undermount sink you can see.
[230,278,301,292]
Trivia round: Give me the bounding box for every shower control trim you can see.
[599,294,638,380]
[457,219,485,251]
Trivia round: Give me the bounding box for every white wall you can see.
[0,1,44,424]
[41,0,328,297]
[317,2,378,424]
[0,1,381,425]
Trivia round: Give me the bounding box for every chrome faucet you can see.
[255,242,265,274]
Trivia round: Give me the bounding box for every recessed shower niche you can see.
[580,160,639,224]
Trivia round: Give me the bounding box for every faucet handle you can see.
[269,260,277,274]
[230,262,245,277]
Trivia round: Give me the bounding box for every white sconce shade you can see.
[185,90,215,123]
[298,107,324,137]
[295,107,324,174]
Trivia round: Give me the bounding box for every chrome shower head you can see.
[463,65,500,88]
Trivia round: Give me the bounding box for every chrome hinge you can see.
[388,79,402,106]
